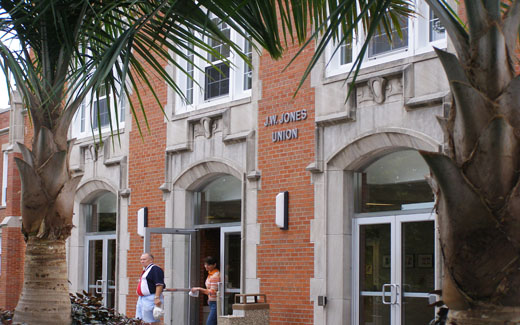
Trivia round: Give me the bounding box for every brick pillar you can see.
[257,32,316,324]
[0,216,25,310]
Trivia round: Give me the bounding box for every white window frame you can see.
[175,19,252,114]
[326,0,447,77]
[2,151,8,207]
[71,84,125,139]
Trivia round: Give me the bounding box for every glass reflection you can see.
[356,150,434,213]
[195,175,241,224]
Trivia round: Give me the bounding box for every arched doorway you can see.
[84,191,117,308]
[352,150,437,325]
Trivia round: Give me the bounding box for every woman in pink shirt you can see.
[191,256,220,325]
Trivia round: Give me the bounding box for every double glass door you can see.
[354,213,436,325]
[86,234,116,308]
[163,226,241,324]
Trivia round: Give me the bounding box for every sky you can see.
[0,38,20,110]
[0,70,8,109]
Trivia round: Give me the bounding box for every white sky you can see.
[0,30,20,110]
[0,70,9,109]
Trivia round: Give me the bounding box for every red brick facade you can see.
[0,108,24,311]
[257,43,316,323]
[125,67,168,316]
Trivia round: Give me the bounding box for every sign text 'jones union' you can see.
[264,109,307,143]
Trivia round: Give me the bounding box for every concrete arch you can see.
[75,178,117,204]
[172,158,243,190]
[327,128,441,171]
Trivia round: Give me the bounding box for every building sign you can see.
[264,109,307,143]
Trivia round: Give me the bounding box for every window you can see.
[368,16,408,58]
[176,17,252,113]
[194,175,241,225]
[92,85,110,129]
[429,9,445,42]
[85,192,117,233]
[71,85,125,139]
[327,1,446,76]
[355,150,434,213]
[2,152,7,206]
[243,35,253,90]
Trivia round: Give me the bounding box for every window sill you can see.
[323,50,439,85]
[172,96,251,122]
[70,127,126,144]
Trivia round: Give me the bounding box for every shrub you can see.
[1,292,142,324]
[0,309,13,324]
[70,291,143,325]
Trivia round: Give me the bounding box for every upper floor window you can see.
[71,84,125,139]
[429,8,445,42]
[176,18,252,114]
[368,16,408,58]
[328,1,446,76]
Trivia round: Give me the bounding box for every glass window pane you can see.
[107,239,116,308]
[368,16,408,58]
[243,36,252,91]
[361,296,391,325]
[195,175,241,224]
[208,20,231,62]
[402,297,435,324]
[402,221,435,293]
[339,30,353,65]
[204,63,230,100]
[429,9,445,42]
[86,192,117,232]
[87,240,103,297]
[360,224,391,292]
[355,150,434,213]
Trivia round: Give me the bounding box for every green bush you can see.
[1,292,143,324]
[0,308,13,324]
[70,292,143,325]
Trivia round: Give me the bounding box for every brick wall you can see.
[125,59,168,316]
[257,40,316,323]
[0,227,25,310]
[0,109,24,311]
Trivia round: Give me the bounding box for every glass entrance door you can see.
[86,235,116,308]
[168,231,197,325]
[354,213,436,325]
[220,226,241,315]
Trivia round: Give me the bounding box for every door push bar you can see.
[381,283,399,305]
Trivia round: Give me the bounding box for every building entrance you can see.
[353,213,436,325]
[83,191,117,308]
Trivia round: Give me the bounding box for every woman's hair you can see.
[204,256,217,266]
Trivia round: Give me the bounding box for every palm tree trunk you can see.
[448,308,520,324]
[13,237,71,325]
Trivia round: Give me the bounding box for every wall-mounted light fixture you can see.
[137,207,148,237]
[275,191,289,230]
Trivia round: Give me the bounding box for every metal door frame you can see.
[143,227,198,324]
[219,226,241,315]
[84,232,116,307]
[352,213,435,325]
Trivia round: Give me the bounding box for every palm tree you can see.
[293,0,520,323]
[0,1,288,323]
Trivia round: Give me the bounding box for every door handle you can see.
[381,284,398,305]
[96,280,104,294]
[392,284,399,305]
[382,284,392,305]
